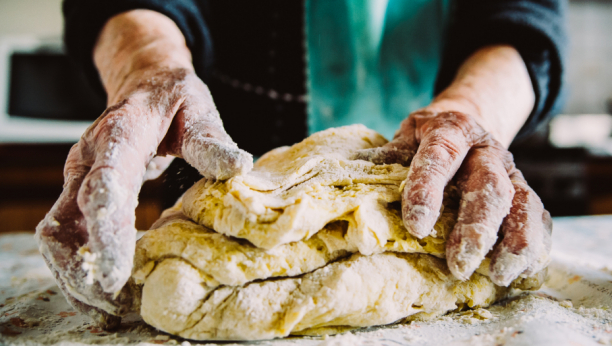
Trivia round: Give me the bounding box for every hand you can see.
[36,10,253,328]
[356,110,552,286]
[35,66,252,327]
[35,10,252,328]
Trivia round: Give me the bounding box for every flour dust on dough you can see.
[182,124,430,254]
[132,125,544,340]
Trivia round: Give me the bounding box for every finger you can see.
[143,155,175,181]
[353,116,418,166]
[77,93,176,293]
[353,145,416,166]
[446,143,515,281]
[489,168,552,286]
[175,75,253,179]
[510,267,548,291]
[42,254,122,330]
[36,144,90,279]
[35,144,133,318]
[402,112,483,238]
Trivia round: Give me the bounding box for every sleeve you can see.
[434,0,567,139]
[62,0,213,97]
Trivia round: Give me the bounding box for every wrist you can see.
[93,10,193,102]
[420,94,509,145]
[419,45,535,148]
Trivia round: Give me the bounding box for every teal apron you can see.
[306,0,451,140]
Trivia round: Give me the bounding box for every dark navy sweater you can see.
[63,0,567,155]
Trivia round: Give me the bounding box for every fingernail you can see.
[448,223,497,281]
[403,205,438,238]
[490,251,529,287]
[448,251,480,281]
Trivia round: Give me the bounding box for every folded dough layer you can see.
[133,124,544,340]
[182,124,416,252]
[141,250,510,340]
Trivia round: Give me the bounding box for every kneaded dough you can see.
[133,125,542,341]
[182,124,438,254]
[141,249,508,340]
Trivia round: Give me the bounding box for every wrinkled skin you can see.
[356,111,552,286]
[35,9,549,330]
[35,67,253,328]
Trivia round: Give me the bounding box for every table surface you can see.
[1,216,611,346]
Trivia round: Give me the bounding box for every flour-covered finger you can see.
[43,254,124,330]
[446,145,515,281]
[77,95,175,293]
[402,112,482,238]
[36,144,133,318]
[178,76,253,179]
[144,155,175,181]
[489,168,552,286]
[353,146,416,166]
[353,116,418,166]
[182,128,253,180]
[46,248,136,329]
[36,144,90,285]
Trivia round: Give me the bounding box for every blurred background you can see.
[0,0,611,233]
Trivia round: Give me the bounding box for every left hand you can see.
[356,110,552,286]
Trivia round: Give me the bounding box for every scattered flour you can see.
[2,173,612,346]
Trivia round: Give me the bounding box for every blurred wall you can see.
[0,1,165,233]
[0,0,63,37]
[0,0,611,116]
[564,1,612,114]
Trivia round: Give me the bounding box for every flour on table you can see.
[1,219,612,345]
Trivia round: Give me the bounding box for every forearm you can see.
[93,9,194,104]
[425,45,535,147]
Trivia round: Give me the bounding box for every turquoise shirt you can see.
[306,0,451,140]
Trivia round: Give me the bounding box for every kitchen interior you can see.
[1,0,612,233]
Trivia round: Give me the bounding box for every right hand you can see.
[355,110,552,286]
[35,10,253,329]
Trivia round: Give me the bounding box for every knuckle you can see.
[437,111,471,124]
[423,135,464,164]
[104,98,132,116]
[511,183,544,215]
[480,169,514,198]
[509,183,532,207]
[396,116,415,136]
[87,101,135,143]
[404,186,433,207]
[434,112,478,135]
